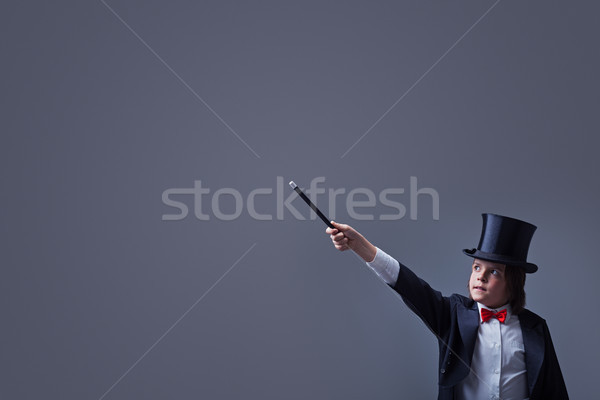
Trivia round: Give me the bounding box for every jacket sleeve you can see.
[389,262,452,338]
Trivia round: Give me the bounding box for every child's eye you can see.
[474,265,480,271]
[491,270,498,275]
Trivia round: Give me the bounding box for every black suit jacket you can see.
[389,262,568,399]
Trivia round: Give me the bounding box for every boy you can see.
[326,213,568,400]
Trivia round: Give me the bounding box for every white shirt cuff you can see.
[366,247,400,285]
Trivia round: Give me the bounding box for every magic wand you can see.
[288,180,335,229]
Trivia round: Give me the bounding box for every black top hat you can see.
[463,213,538,273]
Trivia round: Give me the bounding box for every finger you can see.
[326,227,338,235]
[331,220,341,228]
[331,221,348,231]
[332,233,347,242]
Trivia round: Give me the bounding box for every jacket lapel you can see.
[519,312,545,395]
[457,300,479,362]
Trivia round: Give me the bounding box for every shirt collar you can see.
[476,302,512,323]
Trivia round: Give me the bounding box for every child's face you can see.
[469,258,509,309]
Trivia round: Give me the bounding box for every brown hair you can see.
[505,265,527,314]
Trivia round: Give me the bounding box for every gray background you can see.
[1,1,598,399]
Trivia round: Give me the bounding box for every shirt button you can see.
[494,369,499,374]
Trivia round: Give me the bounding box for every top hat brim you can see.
[463,248,538,273]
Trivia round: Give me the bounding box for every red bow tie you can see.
[481,308,507,323]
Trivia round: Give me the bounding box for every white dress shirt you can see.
[456,303,528,400]
[366,247,529,400]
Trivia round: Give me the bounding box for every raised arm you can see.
[325,221,452,337]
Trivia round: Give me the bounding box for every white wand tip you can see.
[289,181,297,189]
